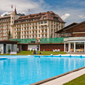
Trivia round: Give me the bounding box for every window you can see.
[42,35,44,37]
[51,25,53,28]
[44,21,47,23]
[39,26,40,29]
[51,21,53,24]
[41,21,43,24]
[54,26,55,28]
[45,26,47,29]
[45,34,47,37]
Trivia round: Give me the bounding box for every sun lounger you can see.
[53,49,60,52]
[57,49,60,52]
[10,52,17,55]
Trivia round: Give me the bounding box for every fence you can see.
[40,38,67,43]
[10,37,67,44]
[10,38,36,44]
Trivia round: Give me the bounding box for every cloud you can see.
[1,12,10,16]
[0,0,50,14]
[78,15,85,19]
[61,13,70,20]
[0,0,85,26]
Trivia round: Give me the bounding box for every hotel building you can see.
[0,9,65,42]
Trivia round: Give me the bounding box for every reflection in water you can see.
[0,57,85,85]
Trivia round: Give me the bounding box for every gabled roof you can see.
[55,22,78,33]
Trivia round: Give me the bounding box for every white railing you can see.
[64,37,85,42]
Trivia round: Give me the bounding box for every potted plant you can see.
[8,49,11,54]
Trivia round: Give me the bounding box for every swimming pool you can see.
[0,55,85,85]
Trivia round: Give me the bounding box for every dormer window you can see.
[43,16,46,19]
[53,17,59,21]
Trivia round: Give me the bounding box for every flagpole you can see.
[28,9,30,15]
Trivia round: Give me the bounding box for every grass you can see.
[0,51,66,55]
[63,74,85,85]
[17,51,66,55]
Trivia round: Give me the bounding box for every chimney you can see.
[0,14,1,17]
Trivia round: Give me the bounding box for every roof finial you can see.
[14,6,17,14]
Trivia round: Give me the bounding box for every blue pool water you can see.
[0,55,85,85]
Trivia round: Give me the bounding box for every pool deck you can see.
[31,67,85,85]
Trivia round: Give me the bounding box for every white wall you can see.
[28,45,40,51]
[13,44,17,52]
[0,44,4,54]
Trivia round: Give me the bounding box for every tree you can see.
[17,32,20,39]
[8,30,11,39]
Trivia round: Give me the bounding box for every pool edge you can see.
[30,66,85,85]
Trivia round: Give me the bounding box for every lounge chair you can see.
[57,49,60,52]
[53,49,55,52]
[10,52,17,55]
[55,49,58,52]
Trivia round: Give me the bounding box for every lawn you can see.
[17,51,66,55]
[0,51,66,55]
[63,74,85,85]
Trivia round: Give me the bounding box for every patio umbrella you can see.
[32,46,38,49]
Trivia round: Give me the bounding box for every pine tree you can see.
[8,30,11,39]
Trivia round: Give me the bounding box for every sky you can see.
[0,0,85,26]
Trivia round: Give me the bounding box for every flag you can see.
[28,9,30,12]
[11,5,13,9]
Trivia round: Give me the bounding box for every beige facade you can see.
[0,10,65,41]
[0,11,20,40]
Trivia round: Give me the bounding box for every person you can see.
[39,52,42,54]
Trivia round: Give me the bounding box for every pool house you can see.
[64,37,85,53]
[0,40,18,54]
